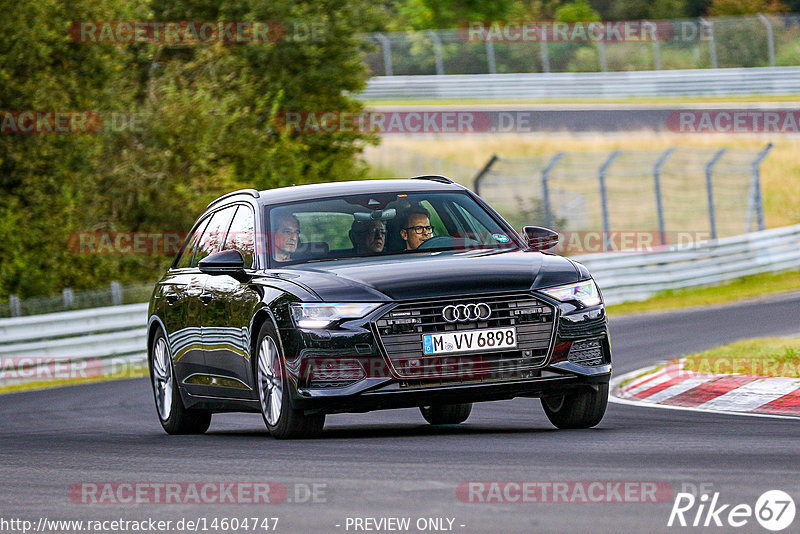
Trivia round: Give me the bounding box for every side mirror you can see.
[523,226,559,251]
[199,249,247,278]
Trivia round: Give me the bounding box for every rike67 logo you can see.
[668,490,795,531]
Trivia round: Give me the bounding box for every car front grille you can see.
[374,292,556,380]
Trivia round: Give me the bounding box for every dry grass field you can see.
[377,133,800,228]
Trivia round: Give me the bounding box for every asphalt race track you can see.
[1,293,799,534]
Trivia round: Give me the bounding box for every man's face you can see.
[274,216,299,260]
[401,214,433,250]
[356,221,386,253]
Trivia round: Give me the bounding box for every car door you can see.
[202,204,261,398]
[159,216,210,385]
[178,205,237,395]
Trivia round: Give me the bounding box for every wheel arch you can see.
[147,315,169,364]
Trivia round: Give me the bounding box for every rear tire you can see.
[256,322,325,439]
[149,329,212,435]
[420,403,472,425]
[541,383,608,429]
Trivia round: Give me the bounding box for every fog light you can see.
[568,339,604,366]
[305,358,365,388]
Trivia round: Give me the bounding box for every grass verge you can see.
[682,337,800,378]
[376,132,800,228]
[606,269,800,316]
[617,364,666,390]
[0,366,148,395]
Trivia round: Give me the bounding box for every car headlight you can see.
[539,280,602,307]
[289,303,382,329]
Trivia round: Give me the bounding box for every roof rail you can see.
[410,175,454,184]
[206,189,260,209]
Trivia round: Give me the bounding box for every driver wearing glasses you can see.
[399,206,434,250]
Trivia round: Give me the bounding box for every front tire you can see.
[420,403,472,425]
[149,329,211,435]
[256,322,325,439]
[541,383,608,429]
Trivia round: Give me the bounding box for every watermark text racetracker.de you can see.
[668,110,800,133]
[457,20,705,43]
[66,230,715,256]
[660,357,800,381]
[69,481,328,505]
[69,20,328,44]
[0,111,143,134]
[457,481,674,503]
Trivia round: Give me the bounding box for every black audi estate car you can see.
[147,176,611,438]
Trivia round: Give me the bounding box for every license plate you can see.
[423,327,517,355]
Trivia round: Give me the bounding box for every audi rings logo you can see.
[442,303,492,323]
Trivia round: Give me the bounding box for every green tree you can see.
[0,0,380,299]
[708,0,787,15]
[0,0,143,298]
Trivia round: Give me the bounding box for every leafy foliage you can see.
[0,0,379,298]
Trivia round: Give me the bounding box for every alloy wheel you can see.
[258,336,283,426]
[152,337,173,421]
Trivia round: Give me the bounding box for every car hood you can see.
[273,249,583,301]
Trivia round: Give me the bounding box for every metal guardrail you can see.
[2,282,153,318]
[1,225,797,384]
[0,303,148,386]
[361,66,800,100]
[573,224,800,305]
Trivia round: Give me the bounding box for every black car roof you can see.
[209,179,467,210]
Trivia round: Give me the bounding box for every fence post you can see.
[597,40,608,72]
[598,150,621,251]
[63,288,74,310]
[473,155,499,196]
[486,39,497,74]
[756,14,776,67]
[646,20,662,70]
[9,295,21,317]
[704,148,726,240]
[374,33,393,76]
[700,18,718,68]
[747,143,773,232]
[111,281,123,306]
[652,39,662,70]
[541,152,565,228]
[425,30,445,75]
[653,147,675,245]
[540,33,550,73]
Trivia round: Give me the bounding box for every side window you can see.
[193,206,237,266]
[448,199,507,245]
[451,203,486,234]
[174,217,210,269]
[420,200,448,236]
[223,206,256,268]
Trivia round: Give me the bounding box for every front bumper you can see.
[279,295,612,415]
[293,370,610,413]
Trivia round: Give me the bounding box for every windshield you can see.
[266,191,519,266]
